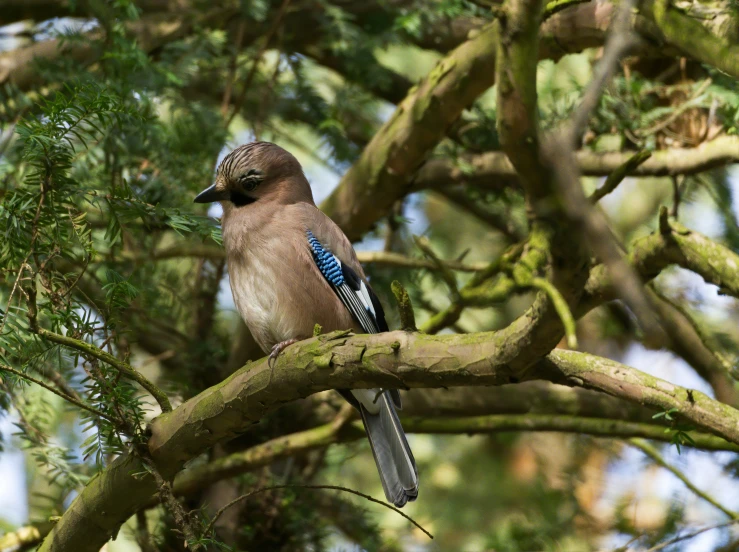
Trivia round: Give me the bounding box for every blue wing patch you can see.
[307,231,344,286]
[306,230,387,334]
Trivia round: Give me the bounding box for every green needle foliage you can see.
[2,0,739,551]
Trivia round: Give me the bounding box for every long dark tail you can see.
[358,391,418,507]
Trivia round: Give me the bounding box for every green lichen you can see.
[391,280,417,331]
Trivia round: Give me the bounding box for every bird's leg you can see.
[267,339,298,383]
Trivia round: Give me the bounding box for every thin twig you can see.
[26,285,171,412]
[530,277,577,348]
[629,438,739,519]
[225,0,291,127]
[671,174,685,218]
[220,20,246,117]
[547,0,666,343]
[0,362,118,424]
[414,235,461,301]
[203,484,433,540]
[391,280,418,331]
[0,179,46,339]
[569,0,639,140]
[637,79,712,137]
[643,519,739,552]
[143,456,203,551]
[589,151,652,203]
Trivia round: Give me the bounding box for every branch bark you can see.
[38,330,739,551]
[320,21,502,241]
[414,137,739,192]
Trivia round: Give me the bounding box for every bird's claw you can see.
[268,339,298,370]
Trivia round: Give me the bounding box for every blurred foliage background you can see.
[2,0,739,551]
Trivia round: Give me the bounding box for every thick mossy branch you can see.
[579,223,739,406]
[19,408,739,551]
[391,281,417,332]
[39,332,739,551]
[496,0,548,200]
[585,218,739,304]
[648,0,739,79]
[321,22,502,241]
[544,349,739,446]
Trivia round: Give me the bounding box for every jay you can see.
[195,141,419,507]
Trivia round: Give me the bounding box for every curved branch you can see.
[114,245,487,272]
[402,382,657,422]
[648,0,739,79]
[178,415,739,501]
[543,349,739,445]
[414,137,739,192]
[38,329,739,551]
[629,438,739,519]
[321,21,502,241]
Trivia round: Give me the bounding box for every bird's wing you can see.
[306,230,388,334]
[302,204,400,408]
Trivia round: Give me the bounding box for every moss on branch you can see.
[496,0,548,200]
[414,137,739,192]
[545,349,739,446]
[40,327,739,552]
[391,281,417,332]
[321,21,502,241]
[648,0,739,79]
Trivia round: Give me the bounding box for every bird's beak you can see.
[194,184,230,204]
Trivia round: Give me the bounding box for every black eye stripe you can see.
[231,190,257,207]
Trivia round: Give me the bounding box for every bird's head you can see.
[194,141,313,208]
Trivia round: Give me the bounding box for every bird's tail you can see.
[358,391,418,507]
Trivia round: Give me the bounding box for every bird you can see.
[194,141,418,507]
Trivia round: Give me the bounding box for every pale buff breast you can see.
[223,203,359,353]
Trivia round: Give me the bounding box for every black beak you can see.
[194,184,230,204]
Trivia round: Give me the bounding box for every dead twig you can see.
[202,484,433,540]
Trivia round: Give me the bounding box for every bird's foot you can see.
[267,339,298,385]
[268,339,298,368]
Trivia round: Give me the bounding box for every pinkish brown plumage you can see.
[195,141,418,507]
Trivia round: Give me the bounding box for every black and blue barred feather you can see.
[307,231,344,286]
[306,230,416,507]
[306,230,387,334]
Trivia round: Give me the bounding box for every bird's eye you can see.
[238,169,264,192]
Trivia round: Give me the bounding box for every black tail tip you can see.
[392,488,419,508]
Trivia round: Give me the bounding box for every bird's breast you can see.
[224,219,360,354]
[227,246,286,352]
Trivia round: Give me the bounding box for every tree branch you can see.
[321,21,502,241]
[648,0,739,79]
[629,438,739,519]
[414,137,739,192]
[0,362,117,424]
[36,328,171,413]
[38,329,739,551]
